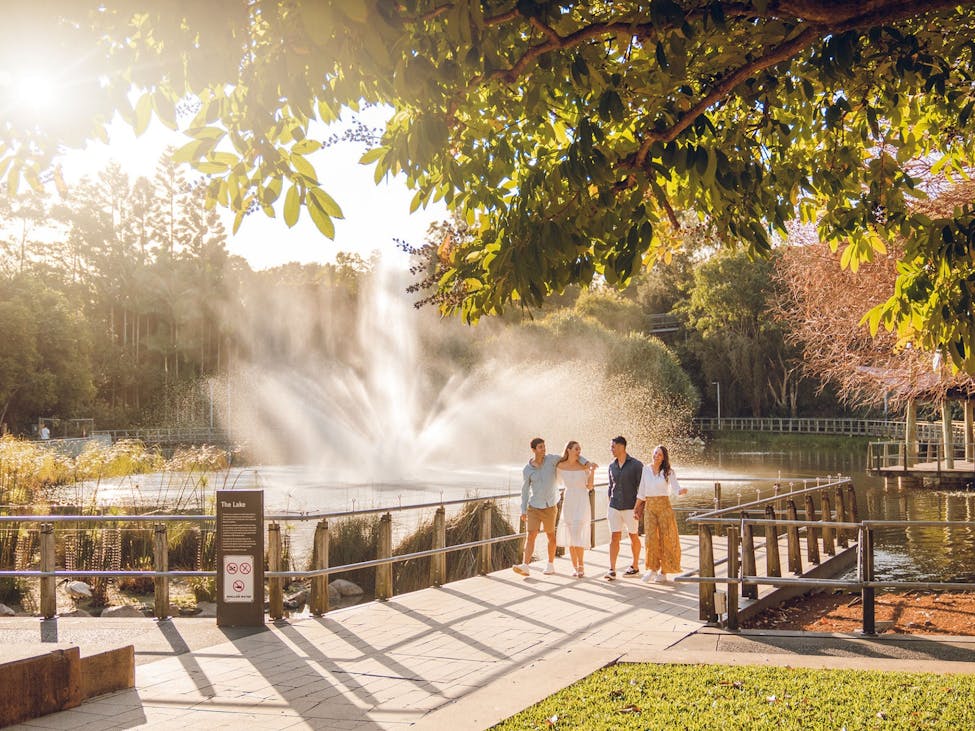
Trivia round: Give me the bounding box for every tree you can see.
[682,250,790,417]
[4,2,975,367]
[0,275,94,432]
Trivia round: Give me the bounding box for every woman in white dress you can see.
[556,441,597,577]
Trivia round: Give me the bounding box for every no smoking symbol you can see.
[232,580,245,593]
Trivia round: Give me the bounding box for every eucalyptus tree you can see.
[3,2,975,367]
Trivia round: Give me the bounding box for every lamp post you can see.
[712,381,721,430]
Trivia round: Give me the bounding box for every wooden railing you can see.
[685,477,975,634]
[694,417,969,440]
[685,477,859,630]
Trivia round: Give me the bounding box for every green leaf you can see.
[307,198,336,239]
[185,127,227,141]
[292,139,322,154]
[134,93,153,135]
[308,186,343,218]
[284,184,301,227]
[359,147,387,165]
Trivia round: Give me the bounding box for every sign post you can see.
[216,490,264,626]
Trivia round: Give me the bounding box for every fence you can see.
[694,417,969,441]
[0,489,601,620]
[684,477,975,634]
[868,440,971,472]
[0,475,853,623]
[685,477,859,630]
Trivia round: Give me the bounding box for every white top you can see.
[637,466,681,499]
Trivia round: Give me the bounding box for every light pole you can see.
[712,381,721,429]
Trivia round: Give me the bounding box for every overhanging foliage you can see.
[3,1,975,367]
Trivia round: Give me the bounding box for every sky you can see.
[59,109,448,271]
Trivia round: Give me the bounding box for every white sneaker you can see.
[658,573,671,584]
[513,563,530,576]
[641,570,657,584]
[543,563,555,575]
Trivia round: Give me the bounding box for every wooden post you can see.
[713,482,722,511]
[821,492,835,556]
[40,523,56,619]
[698,525,716,623]
[153,523,169,619]
[589,490,597,548]
[965,400,974,463]
[268,523,283,619]
[726,527,739,631]
[905,399,917,466]
[764,505,781,577]
[804,494,821,565]
[836,487,849,548]
[309,520,329,616]
[376,512,393,600]
[785,500,802,575]
[479,501,493,575]
[846,483,859,524]
[431,506,446,587]
[740,518,758,599]
[861,526,876,635]
[943,400,955,470]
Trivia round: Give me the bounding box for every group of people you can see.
[514,435,686,583]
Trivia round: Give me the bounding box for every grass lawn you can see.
[490,663,975,730]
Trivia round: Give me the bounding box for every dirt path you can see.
[744,590,975,635]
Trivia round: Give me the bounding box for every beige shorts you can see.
[526,505,558,533]
[607,506,639,535]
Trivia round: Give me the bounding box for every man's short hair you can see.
[530,437,545,450]
[611,435,627,447]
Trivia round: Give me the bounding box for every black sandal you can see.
[623,566,639,576]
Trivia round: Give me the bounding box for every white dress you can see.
[556,468,592,547]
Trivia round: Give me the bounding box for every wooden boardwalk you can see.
[6,534,851,730]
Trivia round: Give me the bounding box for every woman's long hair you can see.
[559,440,580,464]
[655,445,672,480]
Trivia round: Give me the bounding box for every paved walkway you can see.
[7,535,975,730]
[6,540,705,730]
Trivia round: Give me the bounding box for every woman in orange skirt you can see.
[633,445,687,583]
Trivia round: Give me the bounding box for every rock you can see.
[178,604,202,616]
[0,603,15,616]
[64,580,92,599]
[61,609,92,617]
[328,583,341,602]
[330,579,363,596]
[100,604,145,618]
[284,589,309,609]
[195,602,217,618]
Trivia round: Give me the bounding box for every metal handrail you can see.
[689,476,851,522]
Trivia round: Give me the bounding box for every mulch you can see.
[742,590,975,636]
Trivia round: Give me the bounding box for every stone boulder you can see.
[330,579,364,596]
[0,603,15,616]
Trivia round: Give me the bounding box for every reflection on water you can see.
[679,445,975,583]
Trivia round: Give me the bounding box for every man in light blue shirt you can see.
[513,437,588,577]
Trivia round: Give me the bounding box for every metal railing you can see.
[1,475,836,622]
[684,477,859,631]
[685,477,975,634]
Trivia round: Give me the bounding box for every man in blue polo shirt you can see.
[513,437,590,577]
[605,435,643,580]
